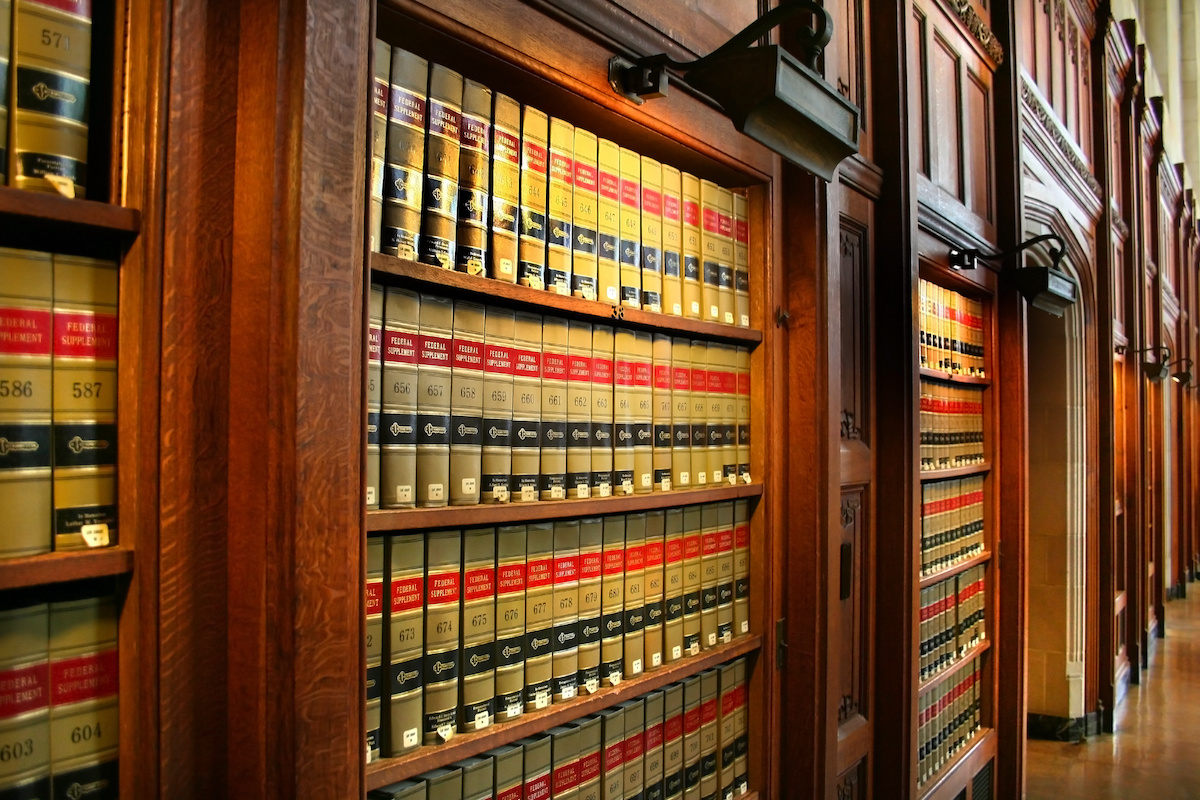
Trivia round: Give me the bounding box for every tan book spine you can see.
[0,248,52,559]
[493,524,527,722]
[661,165,684,317]
[450,301,486,505]
[520,735,553,799]
[689,341,708,486]
[596,139,622,304]
[640,156,664,313]
[573,716,603,800]
[424,529,462,743]
[618,699,645,800]
[366,538,385,760]
[680,174,703,320]
[622,512,646,678]
[733,193,750,327]
[566,320,594,499]
[420,65,464,268]
[416,295,454,507]
[539,316,569,500]
[632,332,654,494]
[735,347,750,483]
[717,663,736,797]
[370,41,391,253]
[697,670,718,800]
[461,527,496,732]
[546,117,575,295]
[612,329,636,495]
[550,725,581,800]
[732,659,748,793]
[652,334,673,492]
[918,279,928,367]
[662,684,685,800]
[511,312,543,502]
[366,285,384,509]
[551,519,580,702]
[600,707,626,800]
[0,599,49,797]
[681,676,701,800]
[681,506,702,656]
[518,106,550,289]
[455,79,492,275]
[382,48,427,259]
[386,533,424,754]
[669,339,692,490]
[716,187,735,325]
[663,508,685,663]
[719,345,738,484]
[380,288,419,508]
[600,514,625,685]
[0,0,8,178]
[489,93,522,282]
[618,147,642,308]
[576,517,603,694]
[490,743,524,798]
[481,307,515,503]
[699,504,719,650]
[716,501,735,644]
[524,522,555,710]
[590,326,614,497]
[643,508,666,671]
[733,499,750,639]
[704,343,725,488]
[571,129,600,300]
[699,180,722,323]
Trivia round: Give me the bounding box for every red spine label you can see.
[391,577,423,613]
[684,200,700,228]
[580,551,603,580]
[691,367,707,392]
[419,334,452,367]
[621,179,640,209]
[605,742,625,769]
[485,343,515,374]
[718,529,734,554]
[389,88,426,128]
[554,554,580,584]
[525,772,552,800]
[497,564,526,596]
[718,212,733,239]
[624,731,644,760]
[665,713,684,743]
[673,365,690,392]
[54,311,117,360]
[738,371,751,395]
[702,533,719,557]
[645,539,665,568]
[684,706,700,734]
[614,359,635,387]
[427,571,460,604]
[645,722,664,750]
[365,580,383,616]
[453,338,485,370]
[51,649,118,705]
[569,354,592,382]
[384,330,418,364]
[700,698,717,725]
[721,691,736,717]
[734,525,750,550]
[0,307,52,356]
[367,326,382,363]
[494,130,521,165]
[654,364,671,390]
[736,219,749,245]
[663,193,681,222]
[633,361,653,387]
[599,171,620,200]
[592,357,614,385]
[707,370,723,394]
[427,100,461,140]
[550,153,574,184]
[579,751,602,782]
[554,760,580,793]
[527,557,554,589]
[643,188,663,215]
[543,352,569,381]
[666,537,684,564]
[498,787,523,800]
[603,548,625,576]
[461,115,491,153]
[29,0,92,20]
[0,661,49,718]
[465,567,495,601]
[625,544,646,572]
[575,162,598,192]
[524,142,549,174]
[684,535,702,560]
[703,208,720,235]
[514,348,541,378]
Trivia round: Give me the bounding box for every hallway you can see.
[1026,587,1200,798]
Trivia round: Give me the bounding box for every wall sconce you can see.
[1169,357,1193,384]
[948,233,1078,318]
[1117,345,1172,382]
[608,0,860,181]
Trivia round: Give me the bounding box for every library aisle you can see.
[1026,591,1200,799]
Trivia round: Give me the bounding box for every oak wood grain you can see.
[0,548,134,591]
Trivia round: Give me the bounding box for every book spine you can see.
[48,594,119,799]
[0,601,50,799]
[689,342,708,486]
[370,41,391,253]
[652,334,673,492]
[455,79,492,275]
[575,518,603,694]
[522,738,553,800]
[663,508,685,663]
[640,156,663,313]
[621,700,646,800]
[632,332,654,494]
[681,507,702,656]
[596,140,622,304]
[366,285,383,509]
[10,0,91,192]
[732,660,748,793]
[643,510,666,671]
[716,188,735,326]
[566,321,593,500]
[551,727,581,800]
[918,279,928,368]
[600,709,626,800]
[551,520,580,702]
[511,312,543,502]
[494,744,525,799]
[51,255,117,551]
[518,106,550,289]
[0,248,53,558]
[545,117,574,295]
[735,347,750,483]
[612,330,636,495]
[481,307,515,504]
[575,719,602,800]
[680,174,703,320]
[461,527,496,731]
[590,327,614,497]
[419,65,464,269]
[717,666,736,799]
[662,687,684,800]
[366,537,384,760]
[417,296,454,507]
[622,513,646,679]
[733,194,749,328]
[699,181,722,324]
[382,48,427,259]
[450,301,486,505]
[618,148,642,308]
[489,93,522,282]
[424,529,462,743]
[540,317,569,501]
[600,515,625,686]
[494,525,527,722]
[661,166,684,317]
[704,345,724,488]
[699,505,719,651]
[386,533,424,754]
[524,522,555,711]
[732,500,749,639]
[698,673,718,800]
[669,339,691,490]
[715,503,734,645]
[718,345,737,485]
[571,129,600,300]
[380,288,419,508]
[681,678,701,800]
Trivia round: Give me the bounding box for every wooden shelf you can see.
[918,639,991,695]
[919,367,991,386]
[365,635,763,789]
[370,253,763,346]
[368,482,764,532]
[919,551,992,589]
[919,463,991,482]
[0,547,134,591]
[918,727,995,800]
[0,187,141,251]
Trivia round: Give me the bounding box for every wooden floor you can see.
[1026,586,1200,799]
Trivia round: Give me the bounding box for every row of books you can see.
[918,280,986,377]
[0,585,119,799]
[370,658,750,800]
[917,657,982,787]
[367,288,751,509]
[0,0,93,193]
[366,501,751,760]
[918,566,986,681]
[918,381,985,472]
[919,476,985,576]
[370,42,752,326]
[0,248,119,560]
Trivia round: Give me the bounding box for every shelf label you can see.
[81,524,109,548]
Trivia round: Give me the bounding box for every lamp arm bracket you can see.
[948,233,1066,271]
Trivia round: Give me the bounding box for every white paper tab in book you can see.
[81,524,110,548]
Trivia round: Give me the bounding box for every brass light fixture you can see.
[1168,357,1193,385]
[948,233,1078,318]
[1115,345,1173,382]
[608,0,860,181]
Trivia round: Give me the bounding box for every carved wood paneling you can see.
[835,757,867,800]
[836,487,870,728]
[840,223,870,444]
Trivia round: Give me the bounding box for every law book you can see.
[511,311,543,502]
[688,341,707,486]
[455,79,491,275]
[380,288,420,508]
[735,347,750,483]
[662,509,685,663]
[618,699,645,800]
[643,691,665,800]
[366,537,385,761]
[424,767,462,800]
[600,514,625,686]
[681,675,701,800]
[662,684,684,800]
[612,329,636,495]
[697,671,719,800]
[489,92,522,282]
[699,504,719,650]
[416,295,454,507]
[518,106,550,289]
[0,0,8,175]
[598,706,626,800]
[717,664,736,800]
[716,345,738,485]
[640,156,664,313]
[550,725,581,800]
[699,181,722,324]
[418,65,463,268]
[0,248,53,558]
[386,533,424,754]
[571,128,599,300]
[366,284,384,509]
[518,735,552,800]
[540,316,569,500]
[681,506,702,656]
[52,255,118,551]
[571,715,602,800]
[643,509,666,671]
[0,597,50,799]
[9,0,91,193]
[661,166,684,317]
[566,320,593,499]
[732,500,749,639]
[669,339,691,490]
[732,193,750,328]
[551,519,580,703]
[576,517,604,694]
[450,301,486,505]
[716,188,735,326]
[494,524,527,722]
[732,660,748,794]
[487,744,524,800]
[370,41,392,252]
[382,48,427,259]
[715,502,735,645]
[622,513,647,679]
[545,117,575,295]
[631,332,654,495]
[918,280,929,368]
[424,529,462,743]
[618,147,642,308]
[461,527,496,732]
[370,779,425,800]
[481,306,515,503]
[651,334,672,492]
[48,589,118,799]
[590,326,614,497]
[596,139,622,305]
[704,344,726,488]
[524,522,555,711]
[680,174,703,320]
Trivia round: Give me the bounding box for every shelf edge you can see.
[918,639,991,695]
[0,547,135,591]
[918,551,992,589]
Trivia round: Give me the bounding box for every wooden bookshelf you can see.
[365,635,762,790]
[918,463,991,482]
[368,483,764,532]
[918,367,991,386]
[0,186,141,247]
[919,550,992,589]
[917,639,991,696]
[918,728,996,800]
[0,548,135,591]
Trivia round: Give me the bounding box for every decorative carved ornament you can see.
[1055,0,1066,41]
[836,768,859,800]
[1114,217,1130,239]
[951,0,1005,65]
[840,497,861,527]
[840,410,861,440]
[1020,77,1104,200]
[838,693,860,723]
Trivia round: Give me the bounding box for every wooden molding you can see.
[1020,77,1103,202]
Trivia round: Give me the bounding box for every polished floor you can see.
[1026,587,1200,799]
